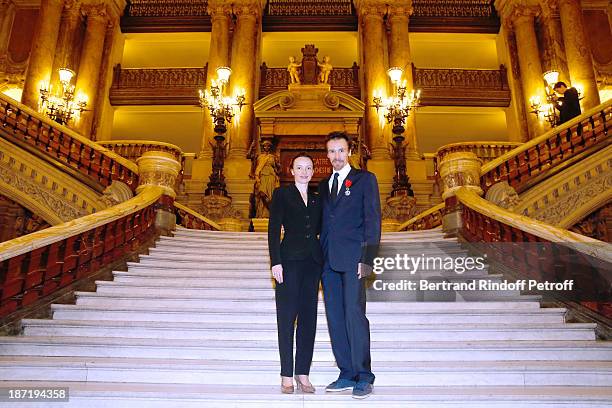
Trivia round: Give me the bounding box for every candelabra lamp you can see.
[39,68,87,125]
[529,70,561,128]
[373,67,421,197]
[198,66,246,196]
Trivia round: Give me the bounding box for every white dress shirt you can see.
[328,163,352,195]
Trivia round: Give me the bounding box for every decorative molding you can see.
[109,64,208,105]
[0,138,102,225]
[120,0,500,32]
[516,145,612,228]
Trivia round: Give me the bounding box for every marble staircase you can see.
[0,228,611,407]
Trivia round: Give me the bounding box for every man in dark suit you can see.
[318,131,381,399]
[553,81,581,124]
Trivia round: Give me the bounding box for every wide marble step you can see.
[50,304,567,324]
[109,272,502,288]
[0,336,610,361]
[21,319,597,341]
[2,357,610,387]
[73,292,542,309]
[2,381,610,408]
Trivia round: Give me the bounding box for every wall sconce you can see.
[39,68,87,125]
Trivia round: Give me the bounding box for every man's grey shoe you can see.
[325,379,356,392]
[352,382,373,399]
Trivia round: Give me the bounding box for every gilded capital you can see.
[232,0,265,19]
[495,0,541,26]
[81,3,108,22]
[354,0,388,18]
[387,0,413,19]
[207,0,233,18]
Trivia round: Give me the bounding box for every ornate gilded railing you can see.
[436,142,523,165]
[0,94,139,192]
[259,63,360,99]
[266,0,353,15]
[110,64,208,105]
[259,64,509,106]
[397,203,445,231]
[125,0,209,17]
[175,202,221,231]
[433,141,523,176]
[98,140,184,164]
[414,65,510,107]
[412,0,495,17]
[481,99,612,195]
[0,186,165,318]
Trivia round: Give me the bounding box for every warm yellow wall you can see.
[261,31,359,67]
[410,33,500,69]
[121,33,211,68]
[415,106,508,153]
[112,106,203,153]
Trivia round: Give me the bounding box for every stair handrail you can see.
[174,202,221,231]
[455,187,612,262]
[397,203,445,231]
[98,140,184,163]
[0,186,164,317]
[0,93,139,191]
[480,99,612,194]
[436,141,523,165]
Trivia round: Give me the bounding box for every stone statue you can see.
[250,139,281,218]
[317,56,332,84]
[287,56,302,84]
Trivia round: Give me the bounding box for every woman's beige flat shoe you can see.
[281,384,295,394]
[294,376,316,393]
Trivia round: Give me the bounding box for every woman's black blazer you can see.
[268,184,323,267]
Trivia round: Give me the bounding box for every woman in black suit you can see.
[268,152,323,394]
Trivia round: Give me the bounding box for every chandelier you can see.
[198,66,245,135]
[39,68,87,125]
[373,67,421,135]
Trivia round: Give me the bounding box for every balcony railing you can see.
[0,94,139,192]
[110,64,208,106]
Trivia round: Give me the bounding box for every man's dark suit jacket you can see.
[268,184,323,267]
[556,87,582,124]
[318,168,381,272]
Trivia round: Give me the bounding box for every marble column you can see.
[558,0,600,109]
[496,0,548,139]
[387,2,419,159]
[50,0,82,87]
[21,0,64,109]
[228,0,261,160]
[356,0,388,160]
[538,0,570,82]
[74,3,108,137]
[199,1,232,158]
[0,1,16,58]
